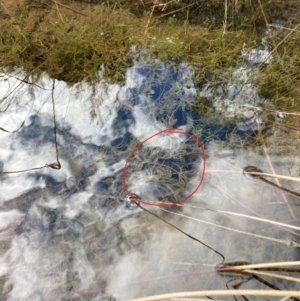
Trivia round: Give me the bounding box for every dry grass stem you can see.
[158,208,299,247]
[223,0,228,36]
[218,261,300,271]
[276,111,300,116]
[155,2,197,19]
[245,171,300,182]
[258,21,300,70]
[208,179,300,237]
[262,142,296,219]
[268,24,300,33]
[243,269,300,284]
[178,204,300,231]
[144,0,159,35]
[256,0,280,61]
[49,0,89,17]
[126,290,300,301]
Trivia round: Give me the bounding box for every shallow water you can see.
[0,54,300,301]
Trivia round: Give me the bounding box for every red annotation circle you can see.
[122,128,206,207]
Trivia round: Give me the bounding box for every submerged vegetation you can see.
[0,0,300,113]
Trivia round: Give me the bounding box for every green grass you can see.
[0,0,300,113]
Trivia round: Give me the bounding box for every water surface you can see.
[0,54,300,301]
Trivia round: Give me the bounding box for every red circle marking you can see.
[122,128,206,207]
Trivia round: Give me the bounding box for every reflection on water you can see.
[0,54,300,301]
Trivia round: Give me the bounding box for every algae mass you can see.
[0,0,300,113]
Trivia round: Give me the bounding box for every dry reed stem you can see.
[158,207,299,246]
[262,142,296,219]
[208,178,300,237]
[126,290,300,301]
[245,171,300,182]
[168,299,225,301]
[178,204,300,231]
[218,261,300,270]
[170,299,225,301]
[243,269,300,284]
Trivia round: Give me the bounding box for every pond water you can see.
[0,50,300,301]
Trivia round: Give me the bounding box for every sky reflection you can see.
[0,54,299,301]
